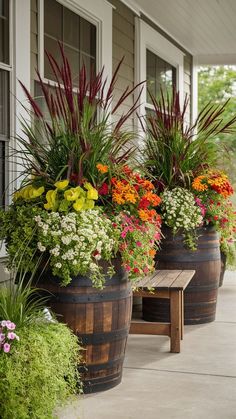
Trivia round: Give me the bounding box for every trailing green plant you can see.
[142,89,236,191]
[0,321,82,419]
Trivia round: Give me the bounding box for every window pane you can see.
[44,0,62,39]
[63,7,80,49]
[0,141,5,208]
[44,1,97,83]
[0,0,9,64]
[80,18,96,59]
[0,69,9,136]
[146,49,176,104]
[44,36,62,80]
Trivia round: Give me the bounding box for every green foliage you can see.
[0,268,49,329]
[0,322,82,419]
[198,66,236,196]
[0,202,44,273]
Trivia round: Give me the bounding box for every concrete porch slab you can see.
[56,271,236,419]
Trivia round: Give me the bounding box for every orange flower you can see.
[125,192,137,204]
[96,163,109,174]
[113,192,125,205]
[192,175,208,191]
[149,249,156,257]
[138,209,150,222]
[138,209,157,222]
[143,192,162,207]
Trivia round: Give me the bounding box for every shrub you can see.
[0,322,82,419]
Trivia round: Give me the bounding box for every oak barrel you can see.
[36,257,132,393]
[143,226,221,325]
[219,251,227,287]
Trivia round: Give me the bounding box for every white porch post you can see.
[13,0,31,191]
[191,56,198,125]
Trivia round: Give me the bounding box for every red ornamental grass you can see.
[143,88,236,190]
[17,42,144,186]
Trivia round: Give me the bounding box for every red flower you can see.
[133,267,140,274]
[98,182,109,195]
[213,215,219,221]
[138,197,150,210]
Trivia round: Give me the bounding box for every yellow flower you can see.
[73,197,85,212]
[64,187,80,201]
[87,188,98,200]
[84,182,93,191]
[21,185,33,199]
[29,186,45,198]
[44,189,57,210]
[54,180,69,190]
[13,190,20,201]
[83,199,95,210]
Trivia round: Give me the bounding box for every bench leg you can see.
[181,291,184,340]
[170,290,181,353]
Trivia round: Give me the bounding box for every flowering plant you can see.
[0,320,19,354]
[0,47,163,287]
[192,170,236,266]
[160,187,203,249]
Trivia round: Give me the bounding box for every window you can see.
[0,0,10,208]
[44,0,97,84]
[146,49,176,105]
[136,19,184,122]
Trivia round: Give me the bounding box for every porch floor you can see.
[57,271,236,419]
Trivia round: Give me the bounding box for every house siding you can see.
[184,54,192,124]
[109,0,135,129]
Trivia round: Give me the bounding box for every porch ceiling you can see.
[125,0,236,64]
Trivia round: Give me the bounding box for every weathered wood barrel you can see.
[36,257,132,393]
[219,251,227,287]
[143,226,221,325]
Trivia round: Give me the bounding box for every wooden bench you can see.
[129,270,195,353]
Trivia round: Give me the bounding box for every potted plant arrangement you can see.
[0,47,162,393]
[141,90,236,324]
[0,265,82,419]
[192,170,236,286]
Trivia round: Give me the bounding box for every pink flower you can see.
[154,232,161,240]
[3,343,11,353]
[143,266,149,274]
[125,265,131,272]
[1,320,7,327]
[6,321,16,330]
[7,332,16,340]
[0,333,5,342]
[136,241,142,247]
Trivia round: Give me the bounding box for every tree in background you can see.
[198,66,236,199]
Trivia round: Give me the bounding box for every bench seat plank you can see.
[170,270,195,290]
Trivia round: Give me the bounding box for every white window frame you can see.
[135,18,184,127]
[38,0,113,87]
[0,0,31,258]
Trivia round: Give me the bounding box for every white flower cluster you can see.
[34,210,118,287]
[161,187,203,233]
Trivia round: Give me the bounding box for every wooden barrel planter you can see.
[142,226,221,325]
[219,251,227,287]
[36,257,132,393]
